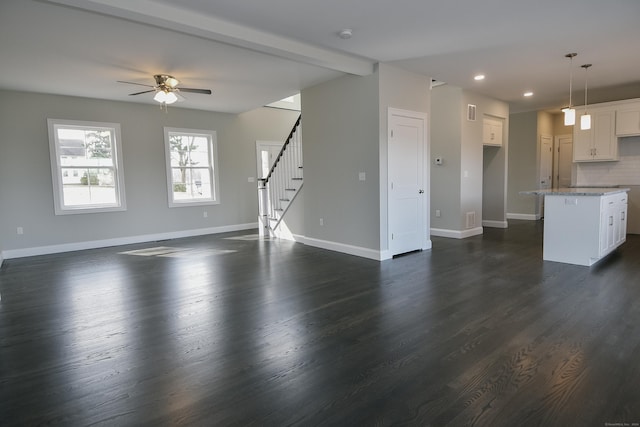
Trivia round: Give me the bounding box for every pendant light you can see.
[580,64,592,130]
[562,53,577,126]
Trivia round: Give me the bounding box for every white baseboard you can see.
[2,222,258,260]
[507,213,540,221]
[301,236,383,261]
[431,227,483,239]
[482,220,508,229]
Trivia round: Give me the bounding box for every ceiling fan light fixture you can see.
[153,90,168,103]
[165,77,179,88]
[164,91,178,104]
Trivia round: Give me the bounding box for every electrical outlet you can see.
[17,226,24,235]
[435,210,441,218]
[203,211,208,218]
[319,218,324,226]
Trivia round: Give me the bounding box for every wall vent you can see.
[467,104,477,121]
[466,211,476,229]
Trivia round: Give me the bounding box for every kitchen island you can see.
[521,188,629,266]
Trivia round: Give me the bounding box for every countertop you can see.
[520,187,630,196]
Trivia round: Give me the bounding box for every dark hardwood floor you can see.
[1,220,639,426]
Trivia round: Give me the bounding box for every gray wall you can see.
[431,86,463,231]
[431,86,509,233]
[300,63,430,253]
[378,63,431,250]
[0,90,299,253]
[507,111,538,216]
[301,70,380,250]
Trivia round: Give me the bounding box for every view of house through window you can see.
[164,128,219,207]
[47,119,126,215]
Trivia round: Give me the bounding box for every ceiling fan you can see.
[118,74,212,106]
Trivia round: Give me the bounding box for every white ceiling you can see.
[2,0,640,114]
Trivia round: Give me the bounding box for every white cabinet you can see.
[573,108,617,162]
[615,102,640,136]
[543,190,629,266]
[599,193,628,256]
[483,118,503,146]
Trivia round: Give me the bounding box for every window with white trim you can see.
[47,119,126,215]
[163,127,220,207]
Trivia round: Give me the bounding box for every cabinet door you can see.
[618,195,628,244]
[593,110,617,160]
[573,124,593,161]
[483,119,502,146]
[616,106,640,136]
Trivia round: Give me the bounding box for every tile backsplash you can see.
[576,136,640,186]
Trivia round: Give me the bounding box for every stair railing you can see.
[258,115,303,235]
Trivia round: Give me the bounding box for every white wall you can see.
[0,90,299,258]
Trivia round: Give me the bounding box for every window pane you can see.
[49,119,125,214]
[171,167,212,201]
[61,168,117,207]
[164,127,218,207]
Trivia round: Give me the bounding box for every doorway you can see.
[554,134,573,188]
[256,140,284,179]
[538,134,553,217]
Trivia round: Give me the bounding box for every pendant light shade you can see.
[580,64,592,130]
[563,53,577,126]
[562,107,576,126]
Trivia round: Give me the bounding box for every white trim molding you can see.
[507,213,541,221]
[2,223,257,260]
[431,227,483,239]
[302,236,384,261]
[482,220,508,228]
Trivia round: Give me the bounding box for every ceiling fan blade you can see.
[118,80,155,88]
[128,89,156,96]
[179,88,212,95]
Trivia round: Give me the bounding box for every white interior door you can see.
[539,135,553,217]
[388,110,426,256]
[256,141,284,179]
[556,134,573,188]
[539,135,553,190]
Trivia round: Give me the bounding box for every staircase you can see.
[258,115,303,238]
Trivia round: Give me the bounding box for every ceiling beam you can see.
[44,0,375,76]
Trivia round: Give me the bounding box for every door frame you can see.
[386,107,430,258]
[255,140,284,179]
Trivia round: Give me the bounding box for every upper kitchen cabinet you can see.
[615,101,640,136]
[573,107,618,162]
[483,117,503,146]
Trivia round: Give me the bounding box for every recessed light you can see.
[338,29,353,39]
[523,91,534,97]
[474,74,485,81]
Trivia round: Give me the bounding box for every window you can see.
[48,119,126,215]
[163,127,219,207]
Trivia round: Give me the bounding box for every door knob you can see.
[419,189,424,194]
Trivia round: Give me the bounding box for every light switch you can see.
[359,172,366,181]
